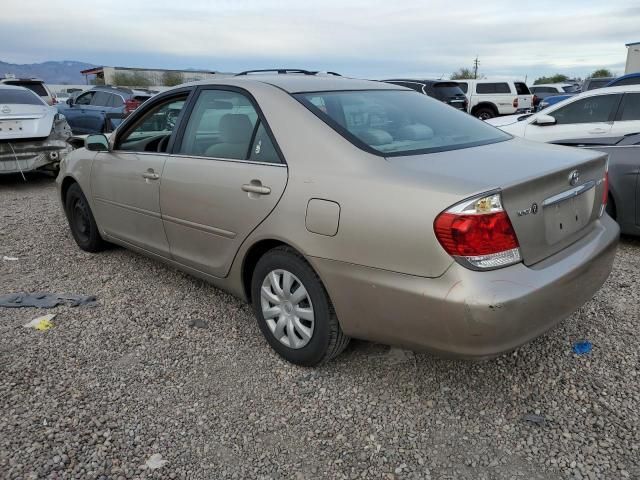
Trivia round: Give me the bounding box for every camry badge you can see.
[1,105,10,114]
[568,169,580,186]
[517,202,539,217]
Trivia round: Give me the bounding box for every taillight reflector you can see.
[513,98,519,108]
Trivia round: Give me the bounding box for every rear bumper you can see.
[308,215,619,358]
[0,139,72,174]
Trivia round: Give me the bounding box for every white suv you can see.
[455,80,533,119]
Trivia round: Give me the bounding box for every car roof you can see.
[183,75,402,93]
[0,84,33,91]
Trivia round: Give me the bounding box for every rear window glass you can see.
[611,77,640,87]
[295,90,510,156]
[562,85,580,93]
[432,82,465,98]
[0,89,45,105]
[476,83,511,94]
[5,81,47,96]
[514,82,530,95]
[457,83,468,93]
[134,95,151,102]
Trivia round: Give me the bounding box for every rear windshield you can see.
[5,81,48,97]
[562,85,580,93]
[432,82,465,98]
[295,90,510,156]
[0,89,45,105]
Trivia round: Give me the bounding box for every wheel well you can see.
[471,102,498,114]
[242,239,289,301]
[60,176,77,208]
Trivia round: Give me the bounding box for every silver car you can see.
[56,75,619,365]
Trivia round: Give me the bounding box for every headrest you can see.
[219,114,253,143]
[396,124,434,141]
[356,128,393,146]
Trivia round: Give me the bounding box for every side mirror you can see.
[85,134,110,152]
[66,97,74,106]
[533,114,556,126]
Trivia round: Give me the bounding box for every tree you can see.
[589,69,613,78]
[162,71,184,87]
[112,72,152,87]
[451,67,475,80]
[533,74,569,85]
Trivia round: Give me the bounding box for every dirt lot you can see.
[1,175,639,480]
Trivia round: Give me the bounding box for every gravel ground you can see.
[1,174,639,480]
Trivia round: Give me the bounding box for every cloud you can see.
[0,0,637,79]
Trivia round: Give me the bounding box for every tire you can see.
[251,246,350,366]
[64,182,106,252]
[475,107,496,120]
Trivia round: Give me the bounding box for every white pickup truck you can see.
[454,80,534,119]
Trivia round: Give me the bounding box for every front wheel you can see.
[64,183,106,252]
[251,246,349,366]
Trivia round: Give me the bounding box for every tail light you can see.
[600,163,609,216]
[513,98,519,108]
[532,94,539,106]
[124,99,141,115]
[434,192,521,270]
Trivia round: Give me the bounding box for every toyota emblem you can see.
[568,169,580,186]
[1,105,10,114]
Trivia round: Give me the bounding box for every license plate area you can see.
[0,120,23,133]
[543,182,595,245]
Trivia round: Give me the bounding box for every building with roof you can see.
[80,66,233,87]
[626,42,640,74]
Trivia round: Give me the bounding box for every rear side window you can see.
[178,89,270,161]
[618,93,640,121]
[551,94,620,125]
[476,83,511,94]
[92,91,111,106]
[296,90,510,156]
[5,81,47,96]
[0,89,44,105]
[109,94,124,108]
[514,82,530,95]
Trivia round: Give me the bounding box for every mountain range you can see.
[0,60,96,84]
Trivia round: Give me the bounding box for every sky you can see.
[1,0,638,81]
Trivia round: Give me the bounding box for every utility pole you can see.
[473,56,479,79]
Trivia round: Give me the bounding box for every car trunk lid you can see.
[0,105,53,140]
[389,138,608,266]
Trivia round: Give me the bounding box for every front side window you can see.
[551,94,620,125]
[75,91,95,105]
[619,93,640,121]
[179,89,276,162]
[116,95,187,152]
[296,90,511,156]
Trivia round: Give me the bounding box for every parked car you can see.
[454,79,533,119]
[57,75,617,365]
[54,87,84,105]
[605,73,640,87]
[551,133,640,235]
[530,83,580,100]
[0,77,55,105]
[537,94,573,111]
[382,79,468,111]
[0,85,72,174]
[582,77,614,91]
[486,85,640,143]
[56,85,152,134]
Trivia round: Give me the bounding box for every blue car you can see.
[537,93,574,110]
[605,72,640,87]
[57,86,152,134]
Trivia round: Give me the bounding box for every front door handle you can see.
[589,128,607,134]
[242,182,271,195]
[142,170,160,180]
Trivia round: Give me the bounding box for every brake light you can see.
[513,98,519,108]
[434,193,521,270]
[600,165,609,216]
[532,94,539,106]
[124,99,141,115]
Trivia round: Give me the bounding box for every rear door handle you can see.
[142,170,160,180]
[242,182,271,195]
[589,128,608,134]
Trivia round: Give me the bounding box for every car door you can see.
[85,91,111,133]
[524,93,622,142]
[63,90,95,133]
[610,92,640,137]
[160,87,288,277]
[91,91,191,257]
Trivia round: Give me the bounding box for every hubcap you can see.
[260,269,314,349]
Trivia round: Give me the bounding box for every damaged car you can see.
[0,84,72,175]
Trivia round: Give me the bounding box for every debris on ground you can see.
[572,340,593,356]
[0,292,97,308]
[188,318,208,329]
[385,347,416,365]
[23,313,55,331]
[2,255,19,261]
[523,413,546,426]
[143,453,168,470]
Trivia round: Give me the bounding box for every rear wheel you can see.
[64,183,106,252]
[251,246,349,366]
[475,107,497,120]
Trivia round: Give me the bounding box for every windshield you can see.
[562,85,580,93]
[0,89,45,105]
[295,90,510,156]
